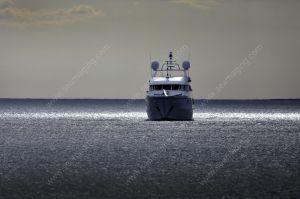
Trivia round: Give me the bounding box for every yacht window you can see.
[163,85,171,90]
[152,84,187,90]
[172,85,179,90]
[154,85,162,90]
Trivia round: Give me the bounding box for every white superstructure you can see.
[146,52,193,120]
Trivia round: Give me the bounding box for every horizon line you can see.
[0,98,300,101]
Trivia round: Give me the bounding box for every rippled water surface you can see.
[0,99,299,198]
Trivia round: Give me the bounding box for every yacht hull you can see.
[146,96,193,121]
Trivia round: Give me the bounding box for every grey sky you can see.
[0,0,299,99]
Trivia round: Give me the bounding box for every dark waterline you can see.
[0,99,299,198]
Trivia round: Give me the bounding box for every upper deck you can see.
[149,77,188,85]
[147,52,192,97]
[150,52,190,81]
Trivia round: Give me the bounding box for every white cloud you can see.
[0,4,104,26]
[172,0,224,9]
[0,0,15,9]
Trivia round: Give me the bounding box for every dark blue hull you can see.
[146,96,193,121]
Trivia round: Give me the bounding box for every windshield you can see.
[149,85,190,91]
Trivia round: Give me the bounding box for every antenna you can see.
[149,52,152,75]
[188,48,191,78]
[169,52,173,61]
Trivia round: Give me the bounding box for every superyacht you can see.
[146,52,193,120]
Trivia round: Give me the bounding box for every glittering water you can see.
[0,99,299,198]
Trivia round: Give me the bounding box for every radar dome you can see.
[182,61,190,70]
[151,61,159,71]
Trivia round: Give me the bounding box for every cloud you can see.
[172,0,223,9]
[0,0,15,9]
[0,4,104,26]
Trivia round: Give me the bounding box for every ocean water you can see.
[0,99,299,198]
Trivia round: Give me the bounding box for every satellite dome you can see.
[182,61,190,70]
[151,61,159,71]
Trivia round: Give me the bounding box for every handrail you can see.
[161,62,181,70]
[155,69,185,72]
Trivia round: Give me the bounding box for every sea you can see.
[0,99,299,199]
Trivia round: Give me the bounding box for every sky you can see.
[0,0,299,99]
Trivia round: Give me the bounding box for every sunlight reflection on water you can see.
[1,111,300,121]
